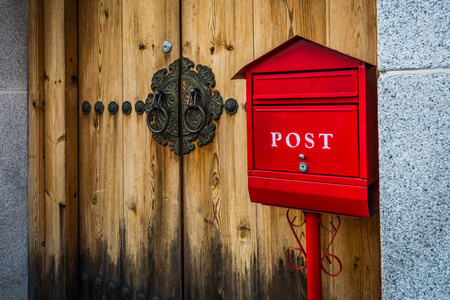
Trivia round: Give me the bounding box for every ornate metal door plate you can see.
[145,57,224,155]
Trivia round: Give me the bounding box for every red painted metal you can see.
[305,212,322,300]
[286,209,342,280]
[233,35,379,217]
[253,105,360,177]
[253,70,358,100]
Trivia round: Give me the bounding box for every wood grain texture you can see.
[63,0,79,297]
[181,0,258,298]
[122,0,182,298]
[328,0,377,65]
[28,0,45,298]
[41,0,78,298]
[78,0,123,298]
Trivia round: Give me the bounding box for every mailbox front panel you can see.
[253,105,359,177]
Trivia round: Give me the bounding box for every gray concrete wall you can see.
[377,0,449,299]
[0,0,28,299]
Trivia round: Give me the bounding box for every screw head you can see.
[162,40,172,53]
[299,154,305,160]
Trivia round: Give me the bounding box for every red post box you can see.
[233,36,378,218]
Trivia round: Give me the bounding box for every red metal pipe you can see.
[305,212,322,300]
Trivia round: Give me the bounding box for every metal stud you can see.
[93,275,103,290]
[137,291,147,300]
[81,101,91,114]
[135,100,145,115]
[122,101,132,115]
[108,101,119,115]
[106,281,118,295]
[81,273,89,285]
[224,98,238,115]
[299,154,305,160]
[122,286,132,300]
[94,101,104,115]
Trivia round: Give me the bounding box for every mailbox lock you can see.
[299,154,305,160]
[299,162,308,172]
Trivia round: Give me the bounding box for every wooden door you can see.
[78,0,182,299]
[29,0,380,299]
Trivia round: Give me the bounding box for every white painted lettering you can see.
[286,133,301,148]
[319,133,333,149]
[305,133,314,148]
[271,132,282,147]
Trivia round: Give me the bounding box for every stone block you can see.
[0,0,28,90]
[377,0,449,71]
[0,92,28,299]
[378,73,449,299]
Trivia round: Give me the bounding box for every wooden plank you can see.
[181,0,258,298]
[63,0,79,298]
[328,0,377,65]
[121,0,182,299]
[321,1,381,299]
[78,0,123,298]
[253,1,327,298]
[28,0,45,298]
[42,0,78,298]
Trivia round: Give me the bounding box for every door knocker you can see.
[145,57,226,155]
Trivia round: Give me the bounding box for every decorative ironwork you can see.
[286,209,342,277]
[224,98,238,115]
[286,209,307,270]
[81,101,91,114]
[135,100,145,115]
[145,57,224,155]
[147,91,169,134]
[94,101,104,115]
[122,101,132,115]
[108,101,119,115]
[319,214,342,277]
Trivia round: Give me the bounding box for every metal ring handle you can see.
[183,104,206,133]
[147,106,169,134]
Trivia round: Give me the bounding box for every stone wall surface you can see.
[378,0,449,299]
[0,0,28,299]
[377,0,449,71]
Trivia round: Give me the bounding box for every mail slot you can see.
[233,36,379,217]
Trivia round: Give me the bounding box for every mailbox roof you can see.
[232,35,376,79]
